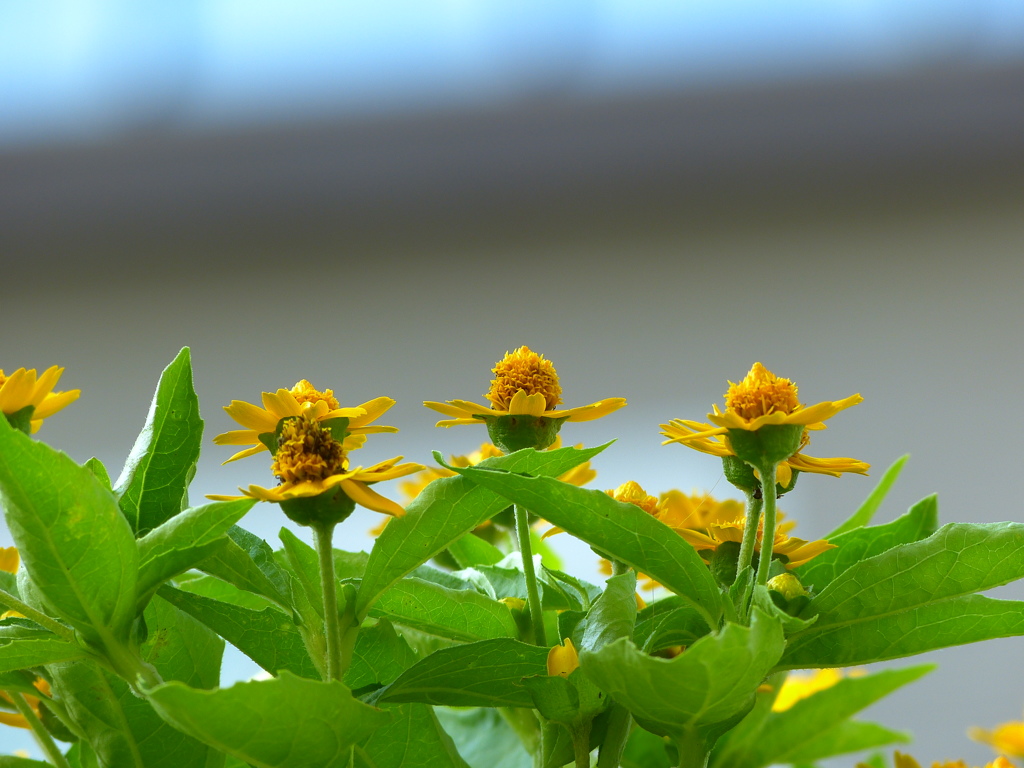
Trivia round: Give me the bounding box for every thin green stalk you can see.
[0,589,75,643]
[735,492,763,583]
[10,691,72,768]
[515,504,547,646]
[572,723,592,768]
[313,522,343,681]
[674,731,710,768]
[755,462,779,587]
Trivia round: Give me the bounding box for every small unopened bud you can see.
[767,573,808,601]
[547,637,579,678]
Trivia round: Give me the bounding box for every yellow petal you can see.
[541,526,565,539]
[776,462,793,488]
[347,397,395,427]
[348,425,400,435]
[0,547,19,574]
[29,366,62,406]
[31,389,80,420]
[221,444,269,464]
[340,479,406,517]
[434,418,487,428]
[786,452,870,477]
[212,429,261,446]
[547,638,579,677]
[553,397,627,422]
[0,369,32,413]
[224,400,279,432]
[261,389,302,420]
[507,390,547,417]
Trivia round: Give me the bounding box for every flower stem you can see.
[515,504,547,646]
[10,691,72,768]
[735,491,763,584]
[312,521,343,681]
[572,722,592,768]
[755,462,779,587]
[0,589,75,643]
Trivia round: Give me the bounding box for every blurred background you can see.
[3,0,1024,763]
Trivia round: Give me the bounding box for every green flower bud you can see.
[726,424,805,468]
[486,414,567,453]
[279,486,357,528]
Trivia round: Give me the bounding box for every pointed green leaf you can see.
[358,703,470,768]
[796,495,938,591]
[715,666,930,767]
[85,457,112,491]
[580,609,784,743]
[146,671,389,768]
[137,499,256,607]
[783,523,1024,667]
[577,572,638,653]
[0,418,137,642]
[0,636,89,672]
[782,721,910,765]
[200,526,293,611]
[633,597,711,653]
[357,444,609,619]
[373,638,549,708]
[158,585,319,679]
[345,619,418,691]
[448,533,505,568]
[0,758,54,768]
[370,577,518,642]
[114,348,204,535]
[828,455,909,537]
[442,465,723,627]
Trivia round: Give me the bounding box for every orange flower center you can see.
[486,346,562,411]
[289,379,341,411]
[607,481,660,516]
[724,362,800,421]
[272,414,347,484]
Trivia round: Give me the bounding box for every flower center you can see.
[724,362,800,421]
[272,414,347,484]
[608,481,660,516]
[290,379,341,411]
[486,346,563,411]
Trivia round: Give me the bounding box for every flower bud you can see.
[547,637,579,678]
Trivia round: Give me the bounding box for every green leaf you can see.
[434,707,531,768]
[448,532,505,568]
[158,585,319,679]
[200,526,293,611]
[828,455,909,537]
[345,619,419,691]
[137,499,256,608]
[358,704,470,768]
[373,638,549,708]
[0,418,138,643]
[48,597,226,768]
[0,636,89,672]
[713,666,930,767]
[796,495,938,591]
[146,671,389,768]
[370,577,518,642]
[357,444,608,619]
[114,348,204,536]
[580,609,784,744]
[0,758,54,768]
[85,457,112,491]
[442,465,723,627]
[577,572,638,653]
[621,728,673,768]
[783,523,1024,667]
[633,597,711,653]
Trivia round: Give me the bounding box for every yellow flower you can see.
[971,716,1024,758]
[424,346,626,427]
[547,637,579,678]
[872,753,1016,768]
[213,379,398,463]
[0,678,51,731]
[771,668,865,712]
[661,418,869,488]
[0,547,18,575]
[0,366,79,432]
[666,498,835,569]
[210,413,423,518]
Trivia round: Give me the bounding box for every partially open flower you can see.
[210,413,423,525]
[0,366,79,433]
[547,637,579,678]
[971,715,1024,759]
[424,346,625,452]
[214,379,398,463]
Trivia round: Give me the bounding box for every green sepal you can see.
[279,486,357,528]
[320,417,351,441]
[725,424,804,468]
[486,414,569,453]
[721,455,798,496]
[4,405,34,435]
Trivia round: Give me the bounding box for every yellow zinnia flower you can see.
[0,678,51,731]
[971,716,1024,758]
[213,379,398,463]
[547,637,579,678]
[210,413,423,519]
[0,366,79,433]
[870,752,1015,768]
[424,346,626,427]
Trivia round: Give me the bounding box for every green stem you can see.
[674,730,710,768]
[10,691,72,768]
[735,491,763,583]
[755,462,779,587]
[313,522,343,681]
[515,504,547,646]
[0,589,75,643]
[572,722,592,768]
